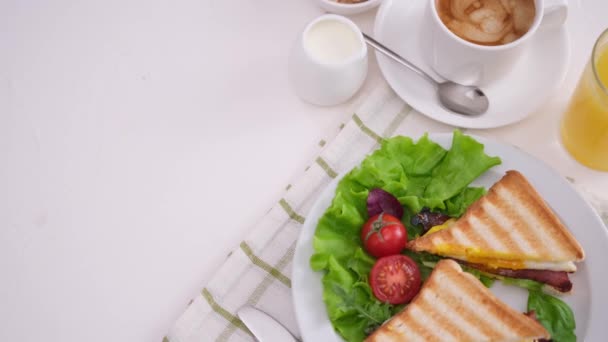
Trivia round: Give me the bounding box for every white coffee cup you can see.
[288,14,368,106]
[429,0,568,85]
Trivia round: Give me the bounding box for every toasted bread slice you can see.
[408,170,584,269]
[365,259,550,342]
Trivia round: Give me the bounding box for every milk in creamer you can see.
[304,19,363,64]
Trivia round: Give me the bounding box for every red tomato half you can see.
[370,255,421,305]
[360,213,407,258]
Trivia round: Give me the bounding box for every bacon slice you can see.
[464,262,573,293]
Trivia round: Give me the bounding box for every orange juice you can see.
[561,29,608,171]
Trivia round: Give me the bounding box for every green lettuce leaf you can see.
[500,277,544,291]
[460,266,496,288]
[528,290,577,342]
[310,131,501,341]
[424,130,501,209]
[445,186,487,217]
[401,250,442,281]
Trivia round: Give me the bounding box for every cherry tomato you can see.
[370,255,421,305]
[361,213,407,258]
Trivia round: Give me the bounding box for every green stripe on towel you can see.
[315,157,338,179]
[240,242,292,288]
[201,288,252,337]
[352,114,384,144]
[278,199,305,224]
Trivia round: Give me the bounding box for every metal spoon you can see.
[363,33,489,116]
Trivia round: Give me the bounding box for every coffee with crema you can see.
[436,0,536,46]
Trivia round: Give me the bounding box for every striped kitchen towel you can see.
[162,80,608,342]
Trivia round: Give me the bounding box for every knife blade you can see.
[237,306,297,342]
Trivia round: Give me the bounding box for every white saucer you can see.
[373,0,570,129]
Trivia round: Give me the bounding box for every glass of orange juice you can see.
[561,28,608,171]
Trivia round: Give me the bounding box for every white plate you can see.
[372,0,570,129]
[292,133,608,341]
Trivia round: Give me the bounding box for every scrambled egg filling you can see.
[424,220,527,269]
[424,218,457,235]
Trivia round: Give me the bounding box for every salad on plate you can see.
[309,131,578,342]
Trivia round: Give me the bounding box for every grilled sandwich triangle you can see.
[366,259,550,342]
[408,170,585,271]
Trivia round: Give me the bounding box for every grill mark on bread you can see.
[455,206,493,251]
[483,187,546,257]
[450,215,486,256]
[441,263,513,338]
[468,200,510,252]
[415,291,464,341]
[495,186,559,259]
[418,284,488,340]
[377,319,422,341]
[502,171,584,260]
[384,306,428,341]
[482,192,531,255]
[408,304,457,341]
[448,224,473,246]
[431,219,489,256]
[500,186,558,259]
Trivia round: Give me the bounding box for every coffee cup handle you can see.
[540,0,568,29]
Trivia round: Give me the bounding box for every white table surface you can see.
[1,1,607,341]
